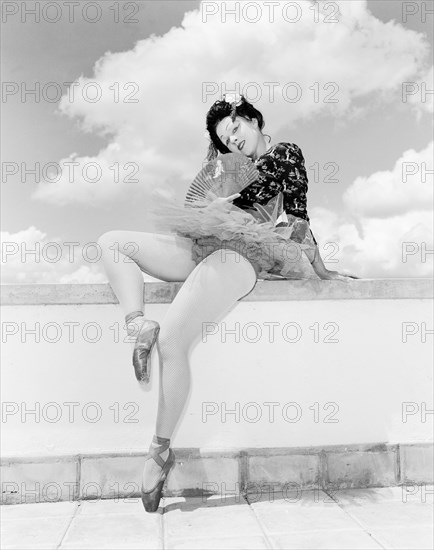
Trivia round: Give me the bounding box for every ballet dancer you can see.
[97,93,356,512]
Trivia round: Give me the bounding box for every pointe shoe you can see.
[141,436,176,513]
[132,319,160,384]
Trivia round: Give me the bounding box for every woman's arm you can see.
[306,237,357,281]
[283,145,358,281]
[297,230,330,278]
[308,245,332,278]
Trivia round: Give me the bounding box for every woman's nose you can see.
[229,135,238,144]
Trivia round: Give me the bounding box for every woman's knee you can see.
[158,329,189,360]
[97,230,120,250]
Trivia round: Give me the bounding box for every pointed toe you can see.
[132,320,160,384]
[141,447,175,513]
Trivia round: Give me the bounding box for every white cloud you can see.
[1,226,161,284]
[0,226,107,284]
[32,0,432,206]
[343,141,433,217]
[311,142,433,278]
[406,65,434,117]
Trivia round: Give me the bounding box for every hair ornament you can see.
[223,93,244,122]
[222,92,243,106]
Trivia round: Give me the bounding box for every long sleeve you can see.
[232,142,311,223]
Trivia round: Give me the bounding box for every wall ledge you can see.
[1,278,433,305]
[0,441,413,464]
[1,442,432,504]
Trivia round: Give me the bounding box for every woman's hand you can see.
[307,244,359,282]
[318,269,358,282]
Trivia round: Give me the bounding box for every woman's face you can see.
[215,115,261,159]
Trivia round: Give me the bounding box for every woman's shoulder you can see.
[259,142,303,161]
[273,142,302,154]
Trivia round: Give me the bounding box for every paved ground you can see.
[1,487,433,549]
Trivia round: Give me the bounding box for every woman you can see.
[98,94,355,513]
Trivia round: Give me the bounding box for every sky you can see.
[1,0,433,282]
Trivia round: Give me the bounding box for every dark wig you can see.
[205,95,267,161]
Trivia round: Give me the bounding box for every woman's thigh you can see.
[158,249,258,350]
[101,230,197,282]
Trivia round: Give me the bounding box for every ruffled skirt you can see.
[148,194,319,280]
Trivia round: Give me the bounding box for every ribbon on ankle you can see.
[125,310,144,326]
[152,434,170,446]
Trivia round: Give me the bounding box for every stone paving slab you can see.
[61,500,162,549]
[0,487,432,549]
[366,526,433,550]
[327,487,434,549]
[60,514,162,549]
[248,489,372,535]
[1,517,72,549]
[270,530,382,549]
[162,495,265,544]
[1,501,78,549]
[0,500,78,519]
[165,534,270,549]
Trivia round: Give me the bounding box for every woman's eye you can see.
[226,126,239,145]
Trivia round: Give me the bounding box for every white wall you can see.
[1,284,433,457]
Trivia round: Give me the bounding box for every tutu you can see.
[149,153,318,280]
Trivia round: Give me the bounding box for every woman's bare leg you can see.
[97,230,197,317]
[98,232,258,490]
[142,249,257,490]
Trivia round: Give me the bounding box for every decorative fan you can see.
[184,152,259,207]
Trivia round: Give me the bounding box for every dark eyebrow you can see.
[219,120,231,141]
